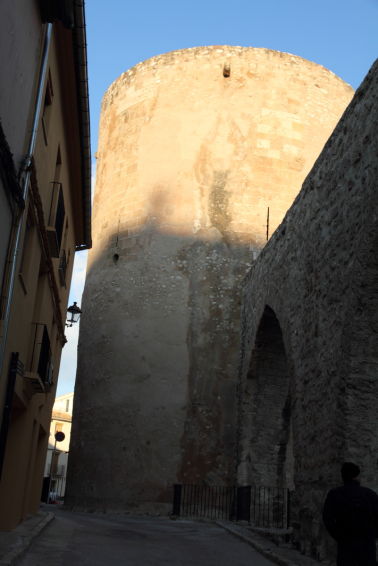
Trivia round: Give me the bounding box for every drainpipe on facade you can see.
[0,23,53,445]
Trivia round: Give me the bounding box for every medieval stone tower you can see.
[66,46,353,513]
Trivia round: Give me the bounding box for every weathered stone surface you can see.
[66,46,353,514]
[238,59,378,561]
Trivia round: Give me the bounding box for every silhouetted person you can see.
[323,462,378,566]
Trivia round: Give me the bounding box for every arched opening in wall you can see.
[243,305,294,490]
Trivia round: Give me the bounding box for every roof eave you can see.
[72,0,92,251]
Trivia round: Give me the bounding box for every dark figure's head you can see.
[341,462,360,483]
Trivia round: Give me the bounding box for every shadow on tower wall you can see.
[65,217,265,514]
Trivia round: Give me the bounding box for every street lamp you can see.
[66,302,82,327]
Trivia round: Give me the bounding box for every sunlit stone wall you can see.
[66,46,353,513]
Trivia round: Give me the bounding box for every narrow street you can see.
[18,508,277,566]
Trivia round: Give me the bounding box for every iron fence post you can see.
[236,485,251,522]
[173,483,182,516]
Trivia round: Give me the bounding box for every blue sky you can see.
[56,0,378,396]
[85,0,378,154]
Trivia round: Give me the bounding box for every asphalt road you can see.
[18,508,277,566]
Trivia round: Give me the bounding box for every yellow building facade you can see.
[0,0,91,529]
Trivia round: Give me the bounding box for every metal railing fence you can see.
[173,484,291,529]
[174,484,237,521]
[251,485,290,529]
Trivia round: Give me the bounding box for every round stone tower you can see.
[66,46,353,513]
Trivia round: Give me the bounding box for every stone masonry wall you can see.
[66,46,353,514]
[239,59,378,561]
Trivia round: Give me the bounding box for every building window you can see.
[18,206,37,294]
[41,71,54,145]
[65,399,70,412]
[55,187,65,251]
[25,321,53,394]
[37,325,53,386]
[58,249,67,287]
[58,219,70,287]
[46,183,65,257]
[46,149,65,258]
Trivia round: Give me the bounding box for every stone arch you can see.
[239,305,294,488]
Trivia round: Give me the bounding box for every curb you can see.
[216,521,319,566]
[0,512,54,565]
